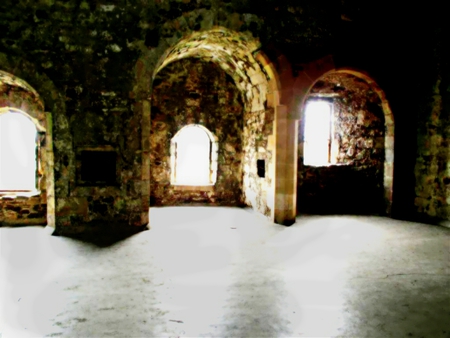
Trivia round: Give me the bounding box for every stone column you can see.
[141,99,151,226]
[46,112,56,227]
[384,111,395,216]
[273,105,298,225]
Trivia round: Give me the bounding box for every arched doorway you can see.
[150,58,242,205]
[297,69,394,215]
[137,27,294,223]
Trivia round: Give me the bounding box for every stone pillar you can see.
[273,105,298,225]
[384,115,395,216]
[46,112,56,227]
[141,99,151,226]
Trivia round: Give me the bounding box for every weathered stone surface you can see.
[0,0,447,230]
[0,195,46,225]
[243,107,274,216]
[414,77,450,220]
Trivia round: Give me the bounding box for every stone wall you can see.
[332,95,385,167]
[414,76,450,220]
[0,0,338,230]
[151,59,245,206]
[242,107,275,216]
[298,73,386,215]
[412,19,449,222]
[0,2,282,231]
[63,73,145,229]
[0,0,444,228]
[0,194,46,225]
[1,3,150,233]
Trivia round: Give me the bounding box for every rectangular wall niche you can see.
[257,159,266,178]
[77,149,117,186]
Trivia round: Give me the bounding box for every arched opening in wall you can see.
[298,70,394,215]
[303,100,334,166]
[0,70,50,226]
[147,28,280,214]
[0,109,38,192]
[170,124,218,186]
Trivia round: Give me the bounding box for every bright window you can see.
[0,111,37,191]
[303,100,333,166]
[171,125,217,186]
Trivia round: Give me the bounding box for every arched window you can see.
[0,110,38,191]
[170,125,218,186]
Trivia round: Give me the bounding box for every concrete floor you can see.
[1,206,449,337]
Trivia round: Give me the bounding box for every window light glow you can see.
[0,112,37,191]
[173,126,213,186]
[303,101,332,166]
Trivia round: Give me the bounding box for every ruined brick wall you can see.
[298,73,386,215]
[151,59,245,206]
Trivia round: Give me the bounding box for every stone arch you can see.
[152,27,269,113]
[0,68,55,226]
[0,70,45,123]
[135,25,297,224]
[0,106,45,131]
[298,67,394,215]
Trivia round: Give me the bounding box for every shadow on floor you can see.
[52,222,149,247]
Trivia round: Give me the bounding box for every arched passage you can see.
[136,27,296,224]
[297,69,394,215]
[0,70,54,226]
[150,58,244,205]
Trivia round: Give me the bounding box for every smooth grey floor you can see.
[1,207,449,338]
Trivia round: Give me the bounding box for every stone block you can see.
[56,197,88,218]
[385,149,394,163]
[385,136,394,149]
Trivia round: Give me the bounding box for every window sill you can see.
[304,163,333,167]
[172,185,214,191]
[304,160,351,166]
[0,190,40,198]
